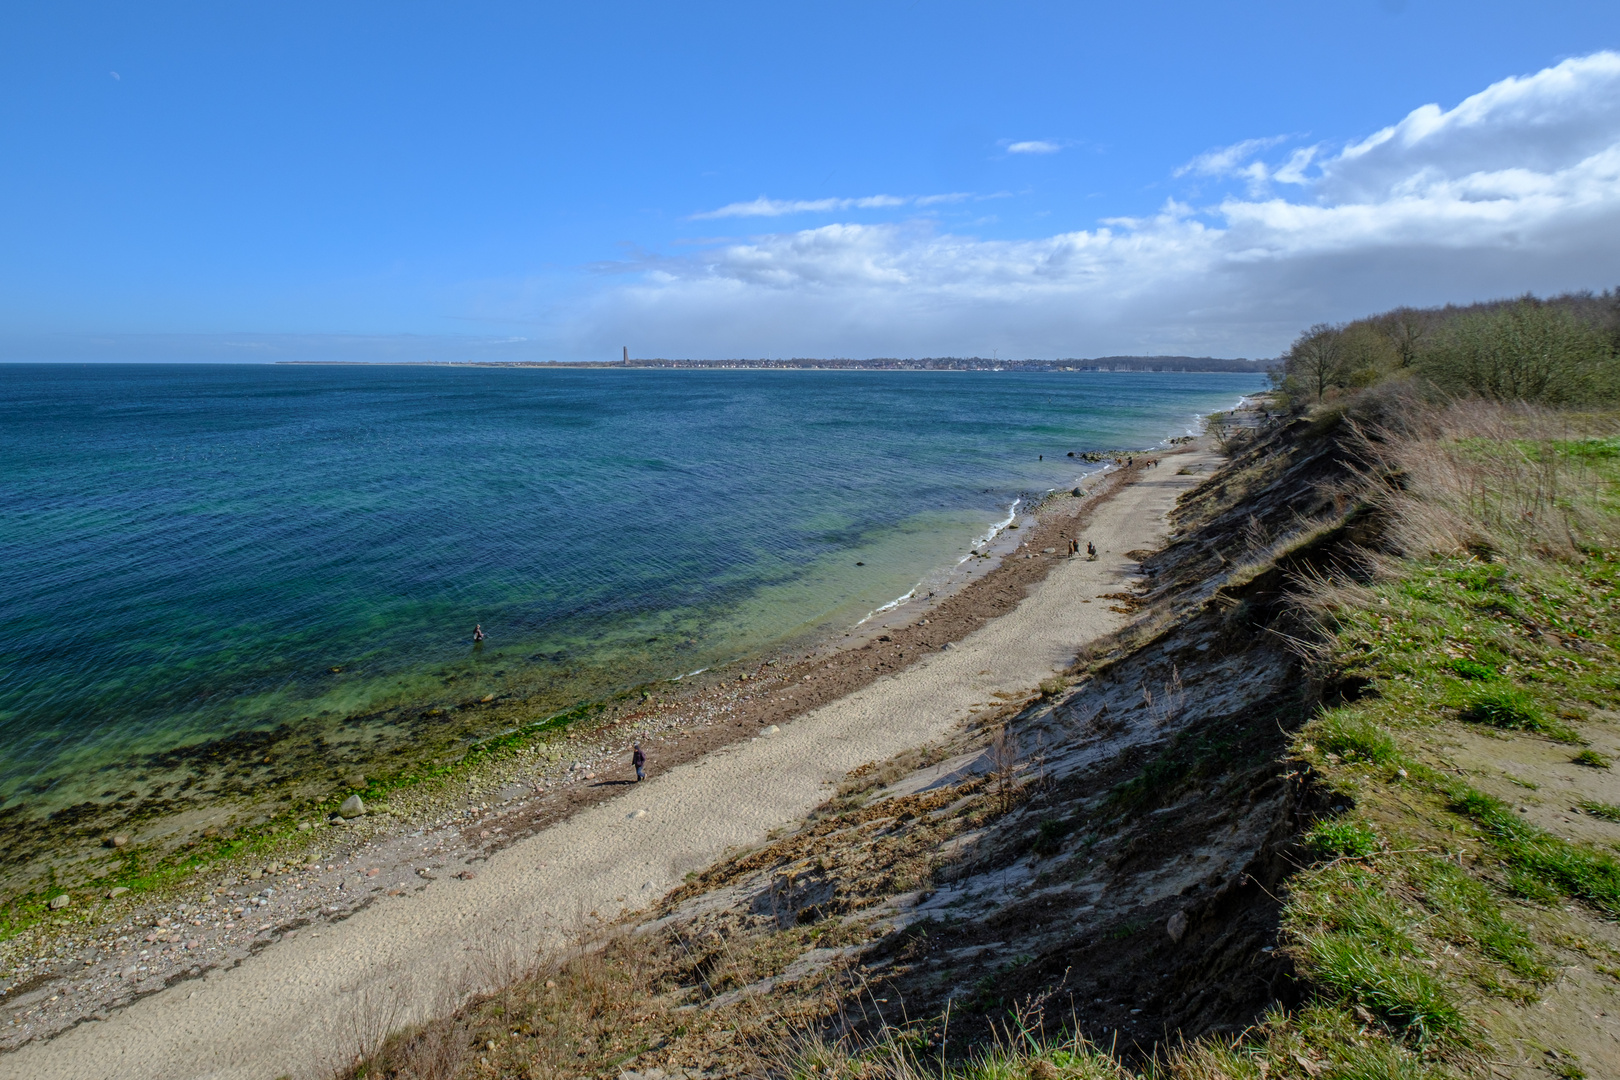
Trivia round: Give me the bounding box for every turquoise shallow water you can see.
[0,365,1264,815]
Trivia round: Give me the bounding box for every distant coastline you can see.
[278,354,1266,373]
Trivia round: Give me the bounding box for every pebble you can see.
[48,894,71,910]
[1166,910,1188,943]
[762,725,780,736]
[339,795,365,819]
[107,887,130,900]
[629,809,648,819]
[345,773,366,789]
[107,834,130,849]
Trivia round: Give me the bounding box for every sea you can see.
[0,364,1265,821]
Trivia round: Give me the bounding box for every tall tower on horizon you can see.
[623,346,628,364]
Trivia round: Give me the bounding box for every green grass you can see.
[1449,657,1498,680]
[1304,818,1382,859]
[1550,436,1620,460]
[1448,785,1620,915]
[1303,933,1464,1043]
[1457,686,1579,742]
[1577,799,1620,822]
[1314,713,1401,766]
[1276,431,1620,1069]
[1408,857,1549,982]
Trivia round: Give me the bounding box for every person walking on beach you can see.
[472,623,485,643]
[1087,541,1098,560]
[632,743,646,782]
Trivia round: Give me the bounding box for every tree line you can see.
[1273,289,1620,407]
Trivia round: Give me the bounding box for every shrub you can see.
[1573,749,1612,769]
[1418,300,1614,405]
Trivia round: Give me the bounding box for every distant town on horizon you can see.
[279,354,1266,372]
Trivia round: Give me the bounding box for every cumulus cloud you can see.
[565,53,1620,360]
[1005,139,1062,155]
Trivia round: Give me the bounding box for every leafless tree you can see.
[1288,322,1346,403]
[1381,306,1430,368]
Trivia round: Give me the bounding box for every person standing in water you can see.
[632,743,646,782]
[472,624,485,643]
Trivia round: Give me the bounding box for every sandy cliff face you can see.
[621,411,1365,1061]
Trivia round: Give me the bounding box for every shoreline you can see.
[0,455,1131,900]
[0,442,1195,1057]
[0,434,1226,1077]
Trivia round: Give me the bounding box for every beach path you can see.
[2,452,1217,1080]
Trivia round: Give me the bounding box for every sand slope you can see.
[3,453,1215,1080]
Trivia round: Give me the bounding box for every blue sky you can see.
[3,1,1619,361]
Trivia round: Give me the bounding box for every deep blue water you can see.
[0,364,1264,812]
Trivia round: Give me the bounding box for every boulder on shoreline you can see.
[339,794,365,819]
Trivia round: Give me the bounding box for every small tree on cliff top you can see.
[1288,323,1346,404]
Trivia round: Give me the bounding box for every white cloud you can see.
[1174,136,1311,195]
[558,53,1620,359]
[1321,51,1620,201]
[1173,136,1290,178]
[1006,140,1062,155]
[691,193,915,219]
[914,192,974,206]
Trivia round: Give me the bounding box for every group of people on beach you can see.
[1065,538,1099,560]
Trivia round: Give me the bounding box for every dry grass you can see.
[347,926,675,1080]
[1350,397,1620,562]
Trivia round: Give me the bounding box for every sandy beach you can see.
[1,446,1220,1080]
